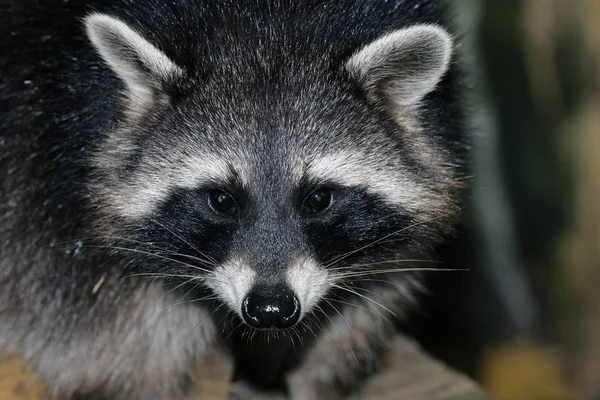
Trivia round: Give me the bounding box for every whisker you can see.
[324,296,379,315]
[155,252,217,266]
[314,304,332,322]
[225,320,247,340]
[164,277,202,296]
[186,303,225,343]
[332,285,396,317]
[338,284,389,301]
[124,272,203,280]
[324,299,356,337]
[322,300,360,364]
[333,267,468,279]
[353,278,407,287]
[326,295,391,325]
[49,236,171,253]
[289,328,299,351]
[250,328,259,343]
[176,275,213,298]
[124,274,231,297]
[51,236,218,267]
[99,236,217,266]
[86,245,213,274]
[299,319,318,339]
[150,219,218,265]
[158,294,219,314]
[329,259,441,271]
[217,310,235,338]
[324,214,450,268]
[305,311,326,335]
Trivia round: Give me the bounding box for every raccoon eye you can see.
[303,188,333,215]
[207,190,238,217]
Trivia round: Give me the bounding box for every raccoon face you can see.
[85,14,456,330]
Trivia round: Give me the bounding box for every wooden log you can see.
[349,338,489,400]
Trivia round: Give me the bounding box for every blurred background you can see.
[413,0,600,399]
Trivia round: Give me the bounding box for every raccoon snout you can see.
[241,286,301,330]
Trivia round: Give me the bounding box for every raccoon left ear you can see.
[346,25,453,108]
[85,13,184,107]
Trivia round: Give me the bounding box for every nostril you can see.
[277,294,300,329]
[241,290,301,330]
[241,295,262,328]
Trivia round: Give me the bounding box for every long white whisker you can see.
[314,304,333,324]
[333,267,467,279]
[50,236,171,253]
[324,299,356,337]
[324,296,378,315]
[329,259,441,271]
[186,303,224,343]
[124,272,203,280]
[339,284,388,301]
[332,285,396,317]
[159,295,219,314]
[326,296,391,325]
[150,219,218,265]
[55,237,217,267]
[324,214,449,268]
[87,245,213,274]
[156,252,217,266]
[322,300,360,364]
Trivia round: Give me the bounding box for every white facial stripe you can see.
[107,154,236,219]
[113,182,171,219]
[178,154,236,188]
[306,152,437,213]
[206,259,256,319]
[111,150,442,219]
[286,258,332,319]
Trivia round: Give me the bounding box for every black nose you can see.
[241,288,301,330]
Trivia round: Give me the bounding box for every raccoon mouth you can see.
[240,289,301,330]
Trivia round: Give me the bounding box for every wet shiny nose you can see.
[241,289,300,330]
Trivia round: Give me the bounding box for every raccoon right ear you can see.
[85,13,184,107]
[346,25,453,108]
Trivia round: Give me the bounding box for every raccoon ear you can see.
[346,25,453,108]
[85,13,183,106]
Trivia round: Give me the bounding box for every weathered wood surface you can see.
[1,337,489,400]
[348,338,489,400]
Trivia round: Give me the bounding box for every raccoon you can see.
[0,0,468,399]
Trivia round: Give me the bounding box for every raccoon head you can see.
[85,13,457,330]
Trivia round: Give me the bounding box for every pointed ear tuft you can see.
[346,25,453,108]
[85,13,183,106]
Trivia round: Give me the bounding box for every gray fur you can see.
[0,251,216,399]
[0,2,468,399]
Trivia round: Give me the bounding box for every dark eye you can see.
[207,190,238,217]
[303,188,333,215]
